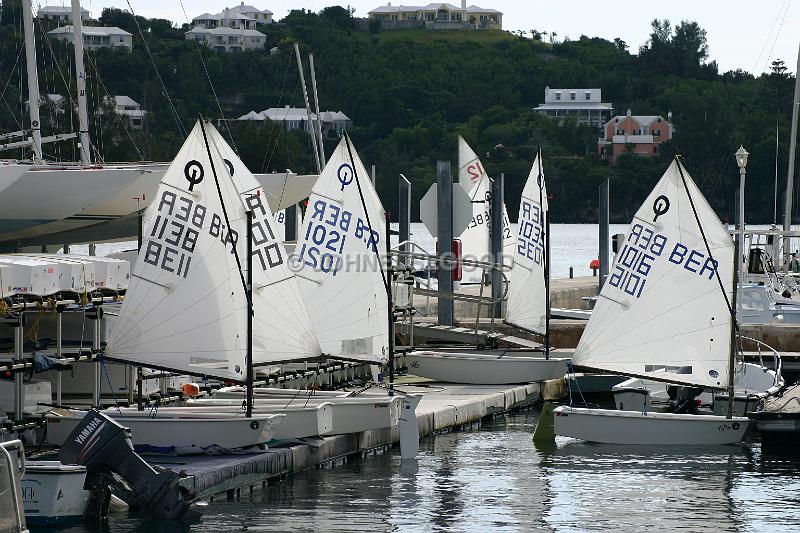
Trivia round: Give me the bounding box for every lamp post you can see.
[735,145,749,301]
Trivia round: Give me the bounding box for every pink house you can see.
[598,109,673,163]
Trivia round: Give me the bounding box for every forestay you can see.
[206,123,321,365]
[573,159,734,389]
[294,136,389,363]
[456,136,514,282]
[108,121,253,380]
[505,153,548,334]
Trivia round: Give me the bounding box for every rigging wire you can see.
[261,55,296,173]
[85,51,145,160]
[752,0,789,74]
[125,0,186,138]
[177,0,238,154]
[0,44,25,130]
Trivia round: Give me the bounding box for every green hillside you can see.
[0,3,795,223]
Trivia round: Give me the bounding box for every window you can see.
[585,91,591,100]
[555,92,561,101]
[657,117,662,123]
[653,145,659,154]
[653,130,660,137]
[570,92,576,100]
[633,129,641,135]
[616,128,624,135]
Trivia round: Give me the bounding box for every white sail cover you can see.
[505,153,548,334]
[457,136,514,282]
[294,136,389,362]
[574,160,734,389]
[108,121,258,380]
[206,124,321,365]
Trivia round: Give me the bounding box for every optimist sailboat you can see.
[554,159,754,445]
[406,151,569,384]
[46,120,306,452]
[292,135,389,365]
[456,137,514,283]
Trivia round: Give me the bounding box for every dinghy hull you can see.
[190,395,401,435]
[553,406,752,445]
[116,404,335,440]
[45,410,284,452]
[406,351,568,384]
[21,462,89,527]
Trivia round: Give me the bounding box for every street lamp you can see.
[735,145,749,294]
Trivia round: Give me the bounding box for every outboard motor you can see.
[666,386,704,414]
[58,409,201,522]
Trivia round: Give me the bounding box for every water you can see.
[57,409,800,532]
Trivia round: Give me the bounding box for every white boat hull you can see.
[111,404,335,440]
[193,394,401,435]
[21,461,89,527]
[553,406,751,445]
[45,410,284,452]
[406,350,569,384]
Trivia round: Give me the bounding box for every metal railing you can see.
[390,240,510,345]
[740,335,783,390]
[0,439,26,532]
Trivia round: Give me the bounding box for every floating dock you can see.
[166,380,541,499]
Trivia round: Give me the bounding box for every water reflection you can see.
[51,408,800,533]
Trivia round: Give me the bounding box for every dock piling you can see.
[599,179,609,289]
[491,173,504,318]
[436,161,454,326]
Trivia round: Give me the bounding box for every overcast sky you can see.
[72,0,799,74]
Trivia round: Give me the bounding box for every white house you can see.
[111,96,146,129]
[192,3,273,29]
[237,106,352,138]
[47,25,133,51]
[185,26,266,53]
[37,4,89,23]
[533,87,614,129]
[368,2,502,29]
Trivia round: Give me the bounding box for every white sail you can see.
[206,124,322,366]
[456,136,513,282]
[107,121,251,381]
[294,136,389,362]
[574,160,734,389]
[505,153,548,334]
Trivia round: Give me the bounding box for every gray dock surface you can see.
[169,381,540,498]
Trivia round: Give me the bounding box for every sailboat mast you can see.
[246,209,254,418]
[308,53,326,167]
[21,0,42,162]
[293,43,321,174]
[782,43,800,261]
[386,211,394,394]
[727,237,740,419]
[775,111,780,225]
[71,0,91,164]
[537,148,550,358]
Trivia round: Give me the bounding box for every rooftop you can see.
[369,3,501,14]
[48,25,131,36]
[186,26,266,37]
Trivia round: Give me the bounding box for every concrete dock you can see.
[168,380,541,499]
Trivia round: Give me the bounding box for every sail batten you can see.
[573,160,734,389]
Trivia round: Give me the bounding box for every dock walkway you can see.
[170,381,540,498]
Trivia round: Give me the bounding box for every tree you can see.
[771,59,788,78]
